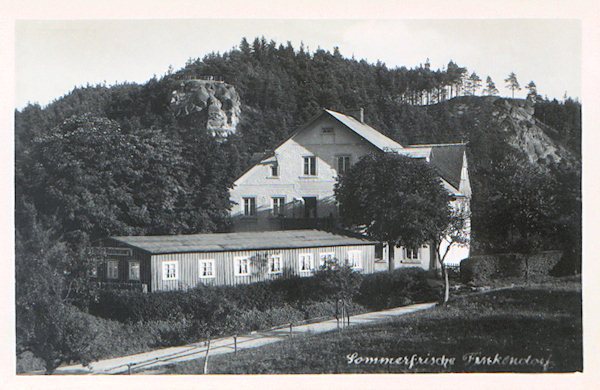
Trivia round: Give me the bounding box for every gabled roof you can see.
[111,229,376,255]
[407,143,467,190]
[324,109,404,151]
[235,108,467,193]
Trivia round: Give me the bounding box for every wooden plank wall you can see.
[98,239,152,288]
[150,244,375,292]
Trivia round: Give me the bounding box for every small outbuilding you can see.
[94,229,378,292]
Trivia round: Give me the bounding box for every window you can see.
[162,261,178,281]
[319,252,335,268]
[243,197,256,216]
[337,156,350,175]
[270,163,279,177]
[404,247,420,262]
[303,156,316,176]
[299,253,314,273]
[272,197,285,216]
[107,260,118,280]
[128,261,140,281]
[322,127,334,134]
[234,256,251,276]
[303,196,317,218]
[347,250,362,270]
[375,243,384,260]
[268,254,283,274]
[199,259,215,278]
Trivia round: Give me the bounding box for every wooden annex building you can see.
[95,229,378,292]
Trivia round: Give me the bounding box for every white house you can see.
[229,109,471,270]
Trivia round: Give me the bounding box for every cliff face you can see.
[492,98,573,166]
[170,79,241,138]
[443,96,576,169]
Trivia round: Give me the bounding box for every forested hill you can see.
[15,37,581,258]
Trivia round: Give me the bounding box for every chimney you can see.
[360,107,364,123]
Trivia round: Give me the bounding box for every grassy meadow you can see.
[155,277,582,374]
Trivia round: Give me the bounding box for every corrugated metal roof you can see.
[325,109,404,151]
[110,229,376,255]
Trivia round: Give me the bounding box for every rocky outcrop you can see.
[491,98,572,166]
[170,79,241,138]
[447,96,575,168]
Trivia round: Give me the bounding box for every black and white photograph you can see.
[6,0,598,387]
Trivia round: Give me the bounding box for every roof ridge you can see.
[407,143,467,148]
[323,109,404,150]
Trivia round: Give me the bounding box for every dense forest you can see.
[15,37,581,372]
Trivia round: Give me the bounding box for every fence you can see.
[109,300,354,374]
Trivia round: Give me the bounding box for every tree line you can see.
[15,36,581,373]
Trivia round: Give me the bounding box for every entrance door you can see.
[303,197,317,218]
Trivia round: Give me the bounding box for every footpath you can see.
[50,301,436,375]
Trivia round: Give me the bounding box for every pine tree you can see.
[483,76,499,95]
[468,72,482,95]
[504,72,521,98]
[525,81,538,103]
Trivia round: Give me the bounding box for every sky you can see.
[15,19,581,109]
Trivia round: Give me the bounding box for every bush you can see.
[17,302,163,374]
[528,251,563,276]
[90,270,364,324]
[461,251,563,284]
[357,268,438,311]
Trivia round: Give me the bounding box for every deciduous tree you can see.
[335,152,454,301]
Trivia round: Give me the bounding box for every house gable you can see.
[229,109,472,236]
[229,112,383,225]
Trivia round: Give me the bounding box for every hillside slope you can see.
[15,39,581,260]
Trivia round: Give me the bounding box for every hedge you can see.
[460,251,563,284]
[90,267,438,323]
[357,267,439,310]
[20,268,439,373]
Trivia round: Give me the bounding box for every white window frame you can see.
[319,252,335,268]
[270,163,279,177]
[337,155,350,175]
[347,250,362,270]
[303,156,317,176]
[268,254,283,274]
[107,260,119,280]
[298,253,314,274]
[403,247,420,263]
[162,261,178,281]
[272,197,285,216]
[234,256,251,277]
[243,197,256,216]
[128,261,140,281]
[199,259,215,279]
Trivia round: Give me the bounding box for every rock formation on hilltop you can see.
[491,98,572,166]
[441,96,576,169]
[170,78,241,138]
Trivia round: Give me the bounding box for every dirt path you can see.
[48,302,436,375]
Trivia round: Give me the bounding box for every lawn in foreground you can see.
[158,278,582,374]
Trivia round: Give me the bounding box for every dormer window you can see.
[270,163,279,177]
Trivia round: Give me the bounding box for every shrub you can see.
[90,271,365,324]
[527,251,563,276]
[461,251,563,284]
[357,268,438,311]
